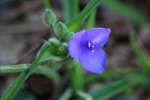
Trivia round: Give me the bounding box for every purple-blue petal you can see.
[79,49,106,74]
[82,28,111,48]
[68,30,85,59]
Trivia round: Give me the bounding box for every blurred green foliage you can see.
[102,0,150,25]
[130,32,150,77]
[0,0,150,100]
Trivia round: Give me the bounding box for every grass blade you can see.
[62,0,80,22]
[59,88,72,100]
[0,64,29,73]
[67,0,101,32]
[77,91,93,100]
[1,71,30,100]
[86,10,96,29]
[129,32,150,76]
[1,42,49,100]
[102,0,150,25]
[90,79,128,100]
[71,61,85,91]
[0,64,60,83]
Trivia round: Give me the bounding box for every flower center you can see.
[88,41,95,53]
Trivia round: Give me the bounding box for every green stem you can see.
[0,64,60,84]
[0,64,29,73]
[71,61,85,92]
[1,71,30,100]
[1,42,49,100]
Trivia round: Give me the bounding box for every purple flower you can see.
[68,28,111,74]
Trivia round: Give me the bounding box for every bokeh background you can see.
[0,0,150,100]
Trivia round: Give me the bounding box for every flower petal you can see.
[68,30,85,59]
[79,49,106,74]
[83,28,111,48]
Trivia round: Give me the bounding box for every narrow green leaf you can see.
[77,91,93,100]
[0,64,60,83]
[62,0,80,22]
[71,0,80,17]
[129,32,150,77]
[86,70,125,84]
[62,0,72,21]
[1,71,30,100]
[39,54,62,64]
[0,64,28,73]
[86,10,96,29]
[90,79,128,100]
[125,73,148,86]
[59,88,72,100]
[71,61,85,91]
[115,95,137,100]
[102,0,150,25]
[34,42,50,65]
[34,66,60,83]
[1,42,50,100]
[67,0,101,32]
